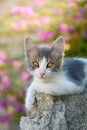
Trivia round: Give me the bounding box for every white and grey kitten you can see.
[24,36,87,111]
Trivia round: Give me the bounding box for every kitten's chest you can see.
[34,79,57,95]
[32,72,79,95]
[33,75,71,95]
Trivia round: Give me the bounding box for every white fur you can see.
[25,85,36,111]
[35,72,84,95]
[25,57,85,111]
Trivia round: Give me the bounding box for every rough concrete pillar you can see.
[20,90,87,130]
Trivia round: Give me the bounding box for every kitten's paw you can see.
[25,87,36,111]
[26,103,34,111]
[25,99,36,111]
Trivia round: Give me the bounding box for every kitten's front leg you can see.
[25,85,36,111]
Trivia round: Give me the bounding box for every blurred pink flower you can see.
[12,60,22,69]
[11,20,28,31]
[0,99,7,109]
[0,71,3,77]
[75,0,82,2]
[19,20,28,27]
[22,7,34,17]
[59,22,68,32]
[0,115,9,123]
[41,16,50,24]
[84,4,87,9]
[18,90,23,97]
[53,8,62,15]
[11,22,20,31]
[13,101,25,112]
[68,26,75,33]
[11,6,34,17]
[37,31,56,40]
[35,0,44,6]
[67,0,75,7]
[11,6,21,14]
[7,94,16,102]
[35,16,50,27]
[1,76,11,92]
[20,71,31,80]
[0,50,8,64]
[35,19,43,27]
[67,0,76,7]
[76,12,83,21]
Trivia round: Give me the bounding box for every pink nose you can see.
[40,72,45,78]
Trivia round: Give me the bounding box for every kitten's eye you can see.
[33,61,39,67]
[47,62,54,68]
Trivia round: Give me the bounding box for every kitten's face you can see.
[24,36,65,79]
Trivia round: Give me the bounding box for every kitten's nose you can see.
[40,72,45,78]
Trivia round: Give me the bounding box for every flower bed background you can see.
[0,0,87,125]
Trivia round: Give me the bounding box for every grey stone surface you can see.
[20,90,87,130]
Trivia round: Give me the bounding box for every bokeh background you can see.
[0,0,87,129]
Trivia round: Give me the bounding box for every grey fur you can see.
[38,47,63,71]
[38,47,51,60]
[26,46,63,72]
[63,58,85,86]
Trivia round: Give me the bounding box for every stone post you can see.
[20,90,87,130]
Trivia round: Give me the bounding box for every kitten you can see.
[24,36,87,111]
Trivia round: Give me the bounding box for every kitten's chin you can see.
[40,76,55,83]
[37,74,53,81]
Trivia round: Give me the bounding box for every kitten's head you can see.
[24,36,65,79]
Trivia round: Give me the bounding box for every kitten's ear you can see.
[51,36,65,55]
[51,36,65,69]
[24,36,38,57]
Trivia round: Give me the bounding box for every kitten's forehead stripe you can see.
[38,47,62,71]
[38,47,51,59]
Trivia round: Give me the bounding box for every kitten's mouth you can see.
[39,72,45,78]
[40,75,45,79]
